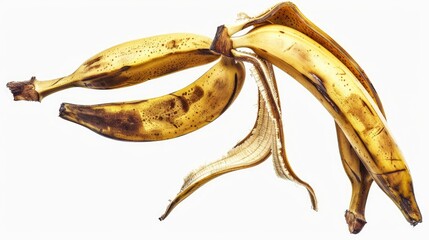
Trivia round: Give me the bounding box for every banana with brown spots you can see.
[59,56,245,141]
[7,33,219,101]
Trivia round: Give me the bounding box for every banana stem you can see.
[345,174,372,234]
[7,77,39,101]
[210,25,233,57]
[7,76,73,101]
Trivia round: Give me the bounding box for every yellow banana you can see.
[211,24,421,226]
[7,33,219,101]
[223,2,381,233]
[59,56,245,141]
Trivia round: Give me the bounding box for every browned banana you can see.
[7,33,219,101]
[59,56,245,141]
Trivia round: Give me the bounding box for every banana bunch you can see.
[6,2,421,234]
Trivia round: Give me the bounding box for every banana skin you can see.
[59,56,245,141]
[160,93,273,220]
[212,23,421,226]
[7,33,219,101]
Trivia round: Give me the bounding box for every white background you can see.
[1,0,428,239]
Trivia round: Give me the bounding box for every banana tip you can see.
[345,210,366,234]
[59,102,67,115]
[6,77,40,101]
[159,209,171,221]
[58,102,73,120]
[409,216,422,227]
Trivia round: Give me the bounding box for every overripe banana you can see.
[59,56,245,141]
[211,23,422,225]
[222,2,380,233]
[7,33,219,101]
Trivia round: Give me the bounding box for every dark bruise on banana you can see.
[6,1,421,234]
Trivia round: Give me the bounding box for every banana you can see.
[7,33,219,101]
[211,24,421,226]
[220,2,384,232]
[59,56,245,141]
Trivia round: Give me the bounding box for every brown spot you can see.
[166,39,181,49]
[305,73,340,113]
[399,195,413,217]
[197,48,219,56]
[150,130,163,139]
[360,98,376,116]
[167,99,176,109]
[170,94,189,112]
[86,64,101,71]
[119,66,131,71]
[392,183,401,192]
[59,102,149,141]
[84,56,103,67]
[75,107,142,136]
[188,86,204,103]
